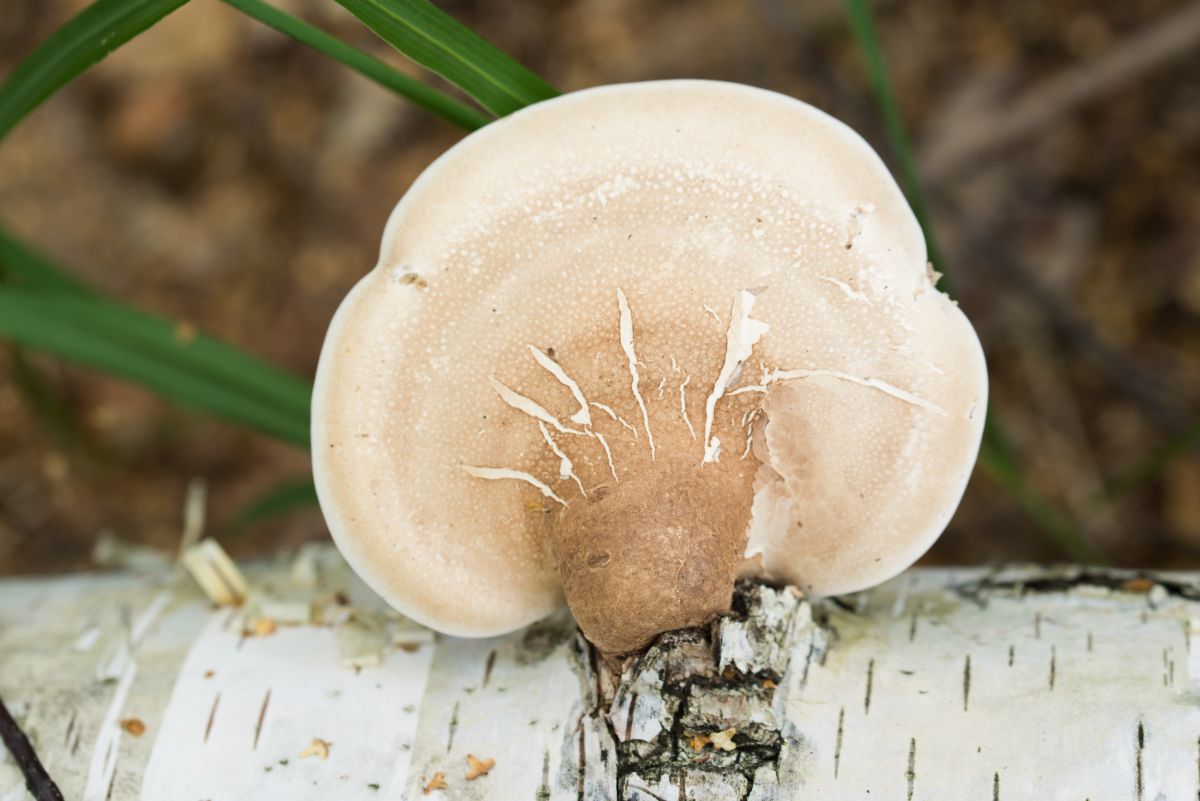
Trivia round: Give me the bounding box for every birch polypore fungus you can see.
[312,80,987,655]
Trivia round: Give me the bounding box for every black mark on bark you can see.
[63,710,76,749]
[577,723,586,801]
[864,659,875,714]
[624,692,637,741]
[963,655,972,712]
[204,693,220,744]
[535,748,551,801]
[482,649,497,688]
[906,737,916,801]
[834,706,845,779]
[955,570,1200,602]
[1136,721,1145,801]
[446,701,460,754]
[253,689,271,750]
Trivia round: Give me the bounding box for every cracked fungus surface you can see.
[312,81,988,637]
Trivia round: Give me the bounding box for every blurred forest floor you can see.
[0,0,1198,574]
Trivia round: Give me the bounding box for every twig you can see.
[921,1,1200,181]
[0,692,65,801]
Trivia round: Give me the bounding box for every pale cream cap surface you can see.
[311,80,988,636]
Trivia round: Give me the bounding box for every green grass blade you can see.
[221,0,489,130]
[0,232,313,446]
[224,477,319,534]
[0,287,312,446]
[0,0,191,143]
[842,0,1102,561]
[0,233,91,295]
[333,0,558,117]
[842,0,946,288]
[0,239,92,451]
[1103,421,1200,503]
[978,413,1104,562]
[6,345,88,450]
[0,288,312,446]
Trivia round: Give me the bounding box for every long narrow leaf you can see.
[1103,422,1200,503]
[6,346,88,450]
[0,234,313,447]
[222,0,489,131]
[979,415,1104,562]
[842,0,946,286]
[0,288,311,446]
[842,0,1102,561]
[0,234,90,295]
[334,0,557,117]
[0,0,191,143]
[0,238,92,450]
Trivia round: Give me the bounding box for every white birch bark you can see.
[1,545,1197,800]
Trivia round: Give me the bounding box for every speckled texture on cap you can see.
[311,80,988,643]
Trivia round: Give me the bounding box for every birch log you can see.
[1,544,1198,800]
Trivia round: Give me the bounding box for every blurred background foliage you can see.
[0,0,1197,574]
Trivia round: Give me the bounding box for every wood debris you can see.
[1122,577,1156,593]
[178,478,207,554]
[119,718,146,737]
[422,772,447,794]
[181,539,247,606]
[465,754,494,780]
[299,738,331,760]
[708,728,738,751]
[337,611,388,669]
[91,530,171,572]
[289,544,323,588]
[258,596,313,625]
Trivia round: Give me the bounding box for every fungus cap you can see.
[312,80,987,652]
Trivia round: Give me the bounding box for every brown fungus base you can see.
[552,448,758,655]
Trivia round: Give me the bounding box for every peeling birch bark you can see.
[2,548,1199,800]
